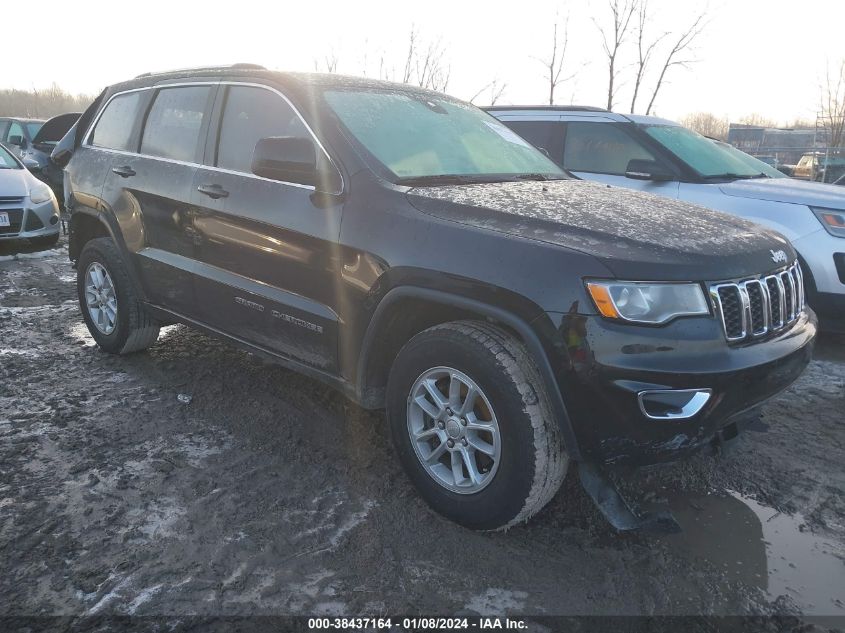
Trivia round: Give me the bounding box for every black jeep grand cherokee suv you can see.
[53,65,815,531]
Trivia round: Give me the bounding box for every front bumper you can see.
[0,199,60,242]
[539,308,817,467]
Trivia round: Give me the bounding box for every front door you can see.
[190,84,343,372]
[561,121,680,198]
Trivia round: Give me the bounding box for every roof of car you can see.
[485,106,682,127]
[484,105,609,112]
[0,117,46,123]
[115,64,449,99]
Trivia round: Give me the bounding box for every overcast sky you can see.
[8,0,845,124]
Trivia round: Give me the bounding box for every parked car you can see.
[0,117,45,159]
[488,106,845,332]
[53,67,815,531]
[18,113,81,200]
[0,142,61,248]
[791,152,845,183]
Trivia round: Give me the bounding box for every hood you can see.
[719,177,845,210]
[407,180,794,281]
[32,113,81,145]
[0,168,32,197]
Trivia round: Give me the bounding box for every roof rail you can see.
[135,63,266,79]
[484,105,608,112]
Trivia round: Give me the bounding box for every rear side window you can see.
[141,86,210,162]
[563,122,655,175]
[216,86,308,173]
[501,120,562,164]
[90,91,143,151]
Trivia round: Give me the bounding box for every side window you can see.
[216,86,309,173]
[502,121,561,164]
[90,92,143,151]
[563,122,656,175]
[141,86,210,162]
[7,121,24,142]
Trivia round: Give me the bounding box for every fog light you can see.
[50,215,59,225]
[638,389,712,420]
[23,211,45,232]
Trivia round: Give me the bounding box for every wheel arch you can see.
[355,286,582,460]
[68,209,148,303]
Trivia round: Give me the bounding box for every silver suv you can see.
[488,106,845,331]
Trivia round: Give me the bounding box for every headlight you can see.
[586,281,709,324]
[29,182,55,205]
[810,206,845,238]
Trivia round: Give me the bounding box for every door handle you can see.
[197,183,229,199]
[112,165,136,178]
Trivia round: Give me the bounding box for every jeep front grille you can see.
[710,261,804,343]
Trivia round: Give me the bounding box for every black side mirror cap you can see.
[625,158,675,182]
[8,135,24,147]
[252,136,317,187]
[51,148,72,169]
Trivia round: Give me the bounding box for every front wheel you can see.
[387,321,568,530]
[77,238,161,354]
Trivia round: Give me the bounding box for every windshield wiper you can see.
[703,172,769,180]
[513,173,551,181]
[397,174,504,187]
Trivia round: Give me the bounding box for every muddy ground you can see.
[1,236,844,626]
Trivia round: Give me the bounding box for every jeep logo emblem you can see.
[770,249,787,264]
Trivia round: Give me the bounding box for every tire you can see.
[77,237,160,354]
[29,233,59,250]
[387,321,568,530]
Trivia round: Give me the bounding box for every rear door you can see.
[189,83,342,372]
[98,84,216,316]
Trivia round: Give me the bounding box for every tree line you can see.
[0,83,94,120]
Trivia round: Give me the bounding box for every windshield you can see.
[0,144,21,169]
[323,90,565,183]
[714,142,786,178]
[26,122,43,139]
[642,124,771,179]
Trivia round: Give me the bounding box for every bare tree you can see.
[469,79,507,106]
[821,59,845,149]
[594,0,637,111]
[535,16,576,105]
[313,50,339,74]
[737,113,779,128]
[643,11,707,115]
[0,84,94,118]
[629,0,666,113]
[680,112,729,140]
[400,25,451,92]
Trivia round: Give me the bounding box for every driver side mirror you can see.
[252,136,317,187]
[8,135,25,148]
[625,158,674,182]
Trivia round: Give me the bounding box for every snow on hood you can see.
[719,178,845,210]
[0,168,31,197]
[408,179,794,281]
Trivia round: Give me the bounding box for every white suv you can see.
[487,106,845,331]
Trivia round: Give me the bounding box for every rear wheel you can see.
[387,321,568,530]
[77,238,160,354]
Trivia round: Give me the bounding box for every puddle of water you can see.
[659,490,845,615]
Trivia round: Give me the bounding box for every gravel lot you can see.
[1,237,844,626]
